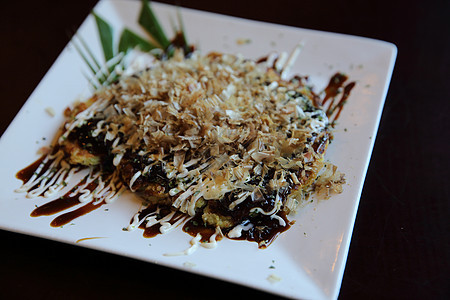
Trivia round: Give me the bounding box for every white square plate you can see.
[0,1,396,299]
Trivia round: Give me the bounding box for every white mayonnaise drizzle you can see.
[129,171,142,192]
[270,214,287,227]
[17,150,124,211]
[274,52,288,72]
[44,166,78,198]
[163,226,222,256]
[249,193,282,216]
[163,233,201,256]
[59,99,109,143]
[159,212,185,234]
[125,207,185,233]
[70,169,101,202]
[228,222,254,238]
[113,152,124,166]
[91,172,125,205]
[14,44,337,252]
[15,150,77,199]
[126,212,145,231]
[228,190,251,210]
[126,207,160,232]
[200,226,223,249]
[91,120,105,137]
[281,42,304,80]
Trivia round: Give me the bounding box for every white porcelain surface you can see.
[0,1,396,299]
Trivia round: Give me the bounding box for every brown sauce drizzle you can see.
[322,73,356,124]
[133,205,188,238]
[256,55,270,64]
[183,215,218,243]
[14,73,351,248]
[50,200,105,227]
[241,59,355,126]
[16,155,46,183]
[143,211,186,238]
[18,153,295,248]
[30,176,91,217]
[129,201,291,248]
[31,196,80,217]
[76,237,105,243]
[231,212,293,249]
[182,212,291,248]
[168,31,195,57]
[17,155,108,227]
[323,73,348,104]
[142,225,162,238]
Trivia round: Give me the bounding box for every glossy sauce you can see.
[30,181,99,228]
[142,212,186,238]
[15,155,46,183]
[331,81,356,121]
[182,189,293,248]
[31,196,80,217]
[50,200,105,227]
[17,156,107,227]
[12,43,339,250]
[322,73,356,123]
[134,205,188,238]
[231,212,292,249]
[323,73,349,105]
[182,212,291,248]
[183,215,218,243]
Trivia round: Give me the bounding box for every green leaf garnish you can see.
[73,34,108,88]
[118,28,157,53]
[75,0,191,91]
[138,0,170,49]
[93,12,115,62]
[73,35,102,73]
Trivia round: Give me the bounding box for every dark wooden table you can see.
[1,1,448,299]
